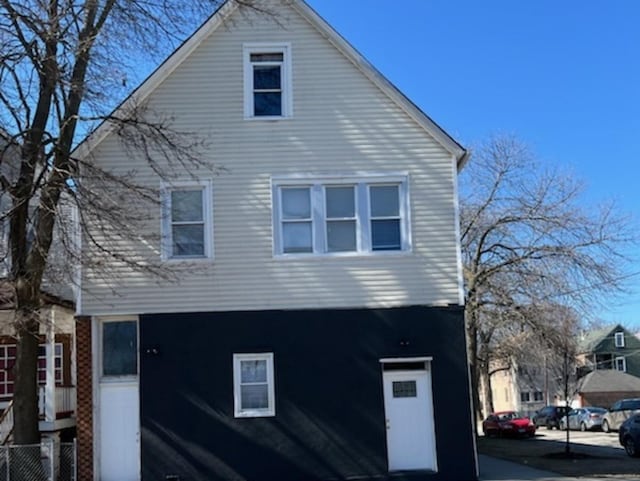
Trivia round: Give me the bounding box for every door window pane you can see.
[103,321,137,377]
[392,381,417,398]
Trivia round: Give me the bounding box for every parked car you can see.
[533,405,571,430]
[559,407,607,431]
[619,413,640,457]
[602,398,640,433]
[482,411,536,438]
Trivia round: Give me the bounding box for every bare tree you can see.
[460,135,635,421]
[0,0,264,455]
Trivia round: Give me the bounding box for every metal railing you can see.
[0,440,76,481]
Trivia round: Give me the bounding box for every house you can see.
[489,362,553,418]
[577,324,640,379]
[74,1,477,480]
[0,132,78,446]
[574,369,640,409]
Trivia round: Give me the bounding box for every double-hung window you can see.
[615,356,626,372]
[244,43,292,118]
[615,331,625,348]
[233,353,275,418]
[273,175,410,256]
[161,181,213,260]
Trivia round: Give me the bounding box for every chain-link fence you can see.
[0,440,75,481]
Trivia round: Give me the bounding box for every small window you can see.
[615,356,626,372]
[534,391,544,402]
[233,353,275,418]
[161,182,213,260]
[392,381,417,398]
[520,392,530,402]
[244,44,292,119]
[615,331,625,348]
[102,321,138,377]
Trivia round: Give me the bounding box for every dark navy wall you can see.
[140,306,477,481]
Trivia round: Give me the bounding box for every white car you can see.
[602,398,640,432]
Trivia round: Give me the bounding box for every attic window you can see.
[244,43,292,119]
[615,332,625,348]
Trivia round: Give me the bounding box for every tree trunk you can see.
[466,308,482,423]
[13,310,40,444]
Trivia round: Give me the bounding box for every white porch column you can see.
[44,308,56,422]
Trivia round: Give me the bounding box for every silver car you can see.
[602,398,640,432]
[559,407,607,431]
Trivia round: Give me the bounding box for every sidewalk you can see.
[478,454,634,481]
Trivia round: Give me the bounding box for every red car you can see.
[482,411,536,438]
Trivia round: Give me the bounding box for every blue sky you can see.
[307,0,639,328]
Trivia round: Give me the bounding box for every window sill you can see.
[234,410,276,418]
[273,250,413,260]
[162,256,215,264]
[244,115,292,121]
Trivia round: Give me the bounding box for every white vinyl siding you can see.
[80,2,461,315]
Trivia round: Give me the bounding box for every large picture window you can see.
[161,181,213,260]
[273,176,410,256]
[233,353,275,418]
[244,43,292,119]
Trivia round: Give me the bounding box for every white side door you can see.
[382,368,437,472]
[97,319,141,481]
[99,382,140,481]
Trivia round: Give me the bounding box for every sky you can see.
[307,0,639,328]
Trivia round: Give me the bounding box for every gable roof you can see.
[578,324,632,353]
[577,369,640,394]
[75,0,468,168]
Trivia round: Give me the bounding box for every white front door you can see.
[99,382,140,481]
[382,368,437,472]
[97,319,141,481]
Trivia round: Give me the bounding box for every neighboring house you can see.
[489,362,560,418]
[0,291,77,445]
[74,1,476,481]
[574,369,640,409]
[0,132,78,446]
[577,324,640,379]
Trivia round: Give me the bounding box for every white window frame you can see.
[160,180,213,261]
[272,174,411,257]
[243,43,292,119]
[615,331,625,348]
[615,356,627,372]
[233,353,275,418]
